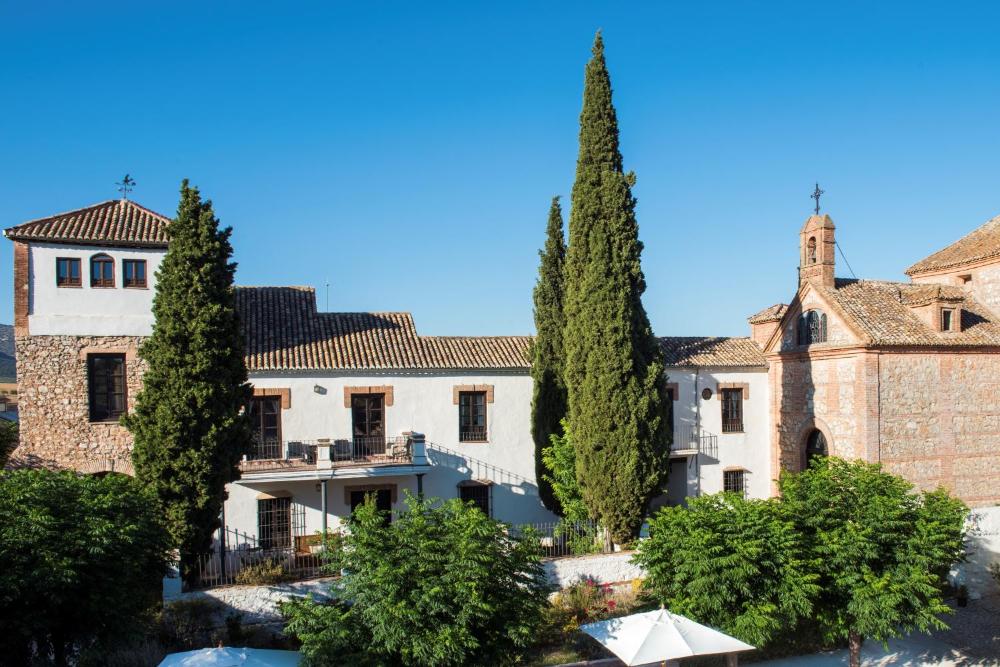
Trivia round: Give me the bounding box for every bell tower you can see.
[799,214,836,289]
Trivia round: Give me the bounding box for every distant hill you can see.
[0,324,14,382]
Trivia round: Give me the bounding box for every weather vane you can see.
[810,182,824,215]
[116,174,136,199]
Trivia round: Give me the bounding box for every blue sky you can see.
[3,2,1000,336]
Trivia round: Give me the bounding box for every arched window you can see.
[797,310,828,345]
[804,429,827,469]
[806,236,817,265]
[90,253,115,288]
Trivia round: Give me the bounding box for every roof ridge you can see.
[905,213,1000,275]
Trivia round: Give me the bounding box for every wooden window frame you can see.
[90,253,115,288]
[248,395,283,459]
[941,307,957,332]
[122,259,147,288]
[56,257,82,287]
[87,353,127,422]
[721,388,743,433]
[458,390,488,442]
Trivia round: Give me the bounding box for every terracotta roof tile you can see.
[4,200,170,248]
[817,278,1000,347]
[748,303,788,324]
[236,286,531,371]
[659,337,767,367]
[905,214,1000,275]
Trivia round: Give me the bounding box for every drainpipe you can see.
[320,479,328,536]
[694,366,702,498]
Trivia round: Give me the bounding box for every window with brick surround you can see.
[123,259,147,288]
[797,310,828,345]
[459,391,487,442]
[257,497,291,549]
[723,470,746,496]
[459,482,491,516]
[248,396,282,459]
[721,388,743,433]
[87,353,126,421]
[56,257,81,286]
[90,253,115,288]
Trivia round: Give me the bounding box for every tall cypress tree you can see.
[531,196,567,514]
[125,180,251,584]
[562,33,669,543]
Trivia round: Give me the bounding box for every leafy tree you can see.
[541,419,587,524]
[531,196,568,515]
[780,458,968,667]
[0,419,16,468]
[0,469,172,666]
[283,493,551,666]
[634,492,820,649]
[125,180,252,584]
[562,32,669,543]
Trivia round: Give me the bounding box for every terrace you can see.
[239,433,426,475]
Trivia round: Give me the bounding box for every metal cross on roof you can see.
[116,174,136,199]
[811,182,824,215]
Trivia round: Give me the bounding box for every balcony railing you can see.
[670,425,719,458]
[242,435,417,472]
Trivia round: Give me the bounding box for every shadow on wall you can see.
[426,443,552,522]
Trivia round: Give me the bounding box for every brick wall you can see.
[12,334,146,474]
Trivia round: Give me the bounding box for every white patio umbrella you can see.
[580,608,755,666]
[158,647,302,667]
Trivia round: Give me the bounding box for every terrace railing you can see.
[509,519,613,558]
[192,525,333,590]
[242,435,414,471]
[670,425,719,458]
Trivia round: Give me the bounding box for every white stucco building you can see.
[4,197,775,560]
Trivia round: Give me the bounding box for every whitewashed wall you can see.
[225,370,556,534]
[663,366,771,501]
[28,241,165,335]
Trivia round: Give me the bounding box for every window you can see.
[123,259,147,288]
[806,236,817,264]
[56,258,81,286]
[257,497,291,549]
[352,393,386,456]
[459,391,487,442]
[87,354,126,421]
[248,396,282,459]
[90,254,114,288]
[941,308,956,332]
[797,310,828,345]
[723,470,746,496]
[349,488,392,525]
[721,388,743,433]
[459,482,491,516]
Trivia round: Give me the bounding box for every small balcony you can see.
[670,425,719,459]
[240,434,424,474]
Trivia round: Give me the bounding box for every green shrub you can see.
[283,492,551,666]
[0,469,172,666]
[235,557,289,586]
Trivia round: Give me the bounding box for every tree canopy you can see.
[0,469,172,666]
[635,492,819,649]
[562,32,669,542]
[125,180,251,584]
[780,457,967,667]
[531,195,568,515]
[283,493,551,666]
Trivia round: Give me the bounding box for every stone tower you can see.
[799,214,836,289]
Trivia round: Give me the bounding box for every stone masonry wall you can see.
[12,334,146,474]
[879,351,1000,506]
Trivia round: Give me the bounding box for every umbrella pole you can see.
[726,654,739,667]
